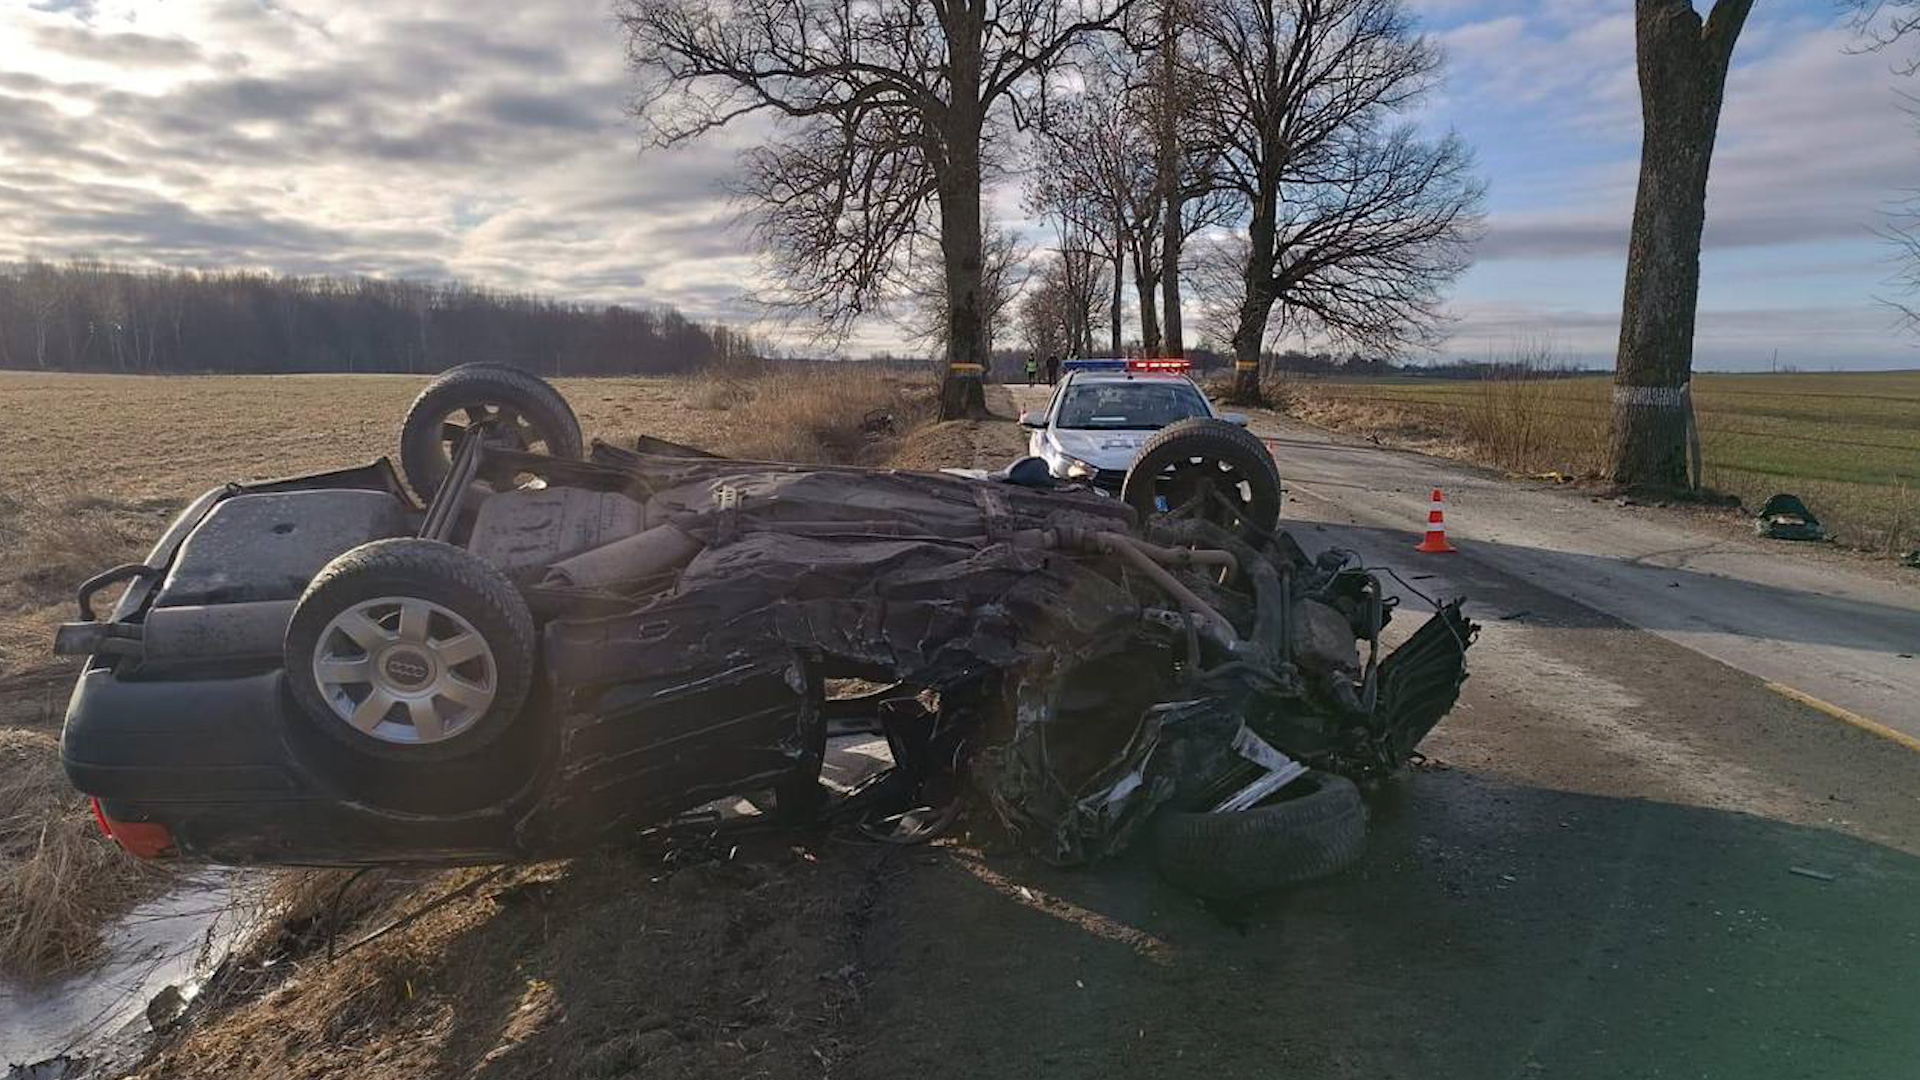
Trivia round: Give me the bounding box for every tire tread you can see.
[1152,770,1367,898]
[1122,417,1283,534]
[399,364,583,500]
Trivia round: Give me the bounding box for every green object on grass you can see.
[1754,494,1827,542]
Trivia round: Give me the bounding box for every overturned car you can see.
[58,365,1474,895]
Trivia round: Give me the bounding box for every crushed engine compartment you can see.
[478,438,1477,868]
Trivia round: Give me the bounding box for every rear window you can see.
[1056,381,1208,430]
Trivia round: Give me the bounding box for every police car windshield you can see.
[1056,381,1208,430]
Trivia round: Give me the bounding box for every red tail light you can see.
[90,797,177,859]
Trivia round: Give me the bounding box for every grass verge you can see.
[0,486,175,979]
[0,727,164,977]
[1255,367,1920,554]
[683,361,939,464]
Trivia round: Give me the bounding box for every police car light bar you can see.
[1061,357,1192,373]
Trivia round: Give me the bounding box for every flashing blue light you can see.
[1061,359,1127,372]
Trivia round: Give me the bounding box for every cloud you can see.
[0,0,1913,363]
[0,0,762,327]
[1434,299,1911,370]
[32,22,202,65]
[1450,12,1908,263]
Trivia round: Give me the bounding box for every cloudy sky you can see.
[2,0,1917,369]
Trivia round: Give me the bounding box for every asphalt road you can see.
[837,390,1920,1080]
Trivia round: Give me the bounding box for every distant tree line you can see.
[0,260,760,376]
[1207,350,1602,380]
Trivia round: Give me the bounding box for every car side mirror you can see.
[1018,411,1044,429]
[1220,412,1250,427]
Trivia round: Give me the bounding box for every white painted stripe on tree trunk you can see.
[1612,383,1690,407]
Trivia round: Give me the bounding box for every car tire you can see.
[1121,417,1282,537]
[1151,770,1366,899]
[399,364,583,501]
[286,538,537,763]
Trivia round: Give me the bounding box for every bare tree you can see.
[902,224,1030,357]
[1056,233,1107,356]
[1876,198,1920,333]
[1843,0,1920,70]
[1185,0,1483,404]
[1027,71,1156,353]
[1606,0,1753,489]
[1156,0,1187,357]
[1152,0,1230,357]
[1021,245,1107,358]
[18,260,61,370]
[1836,3,1920,329]
[1029,178,1127,355]
[1028,44,1229,357]
[1020,273,1072,360]
[619,0,1136,417]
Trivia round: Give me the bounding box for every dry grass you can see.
[1275,368,1920,554]
[0,484,175,979]
[709,366,937,464]
[0,488,165,685]
[0,727,163,978]
[1457,374,1612,477]
[133,843,886,1080]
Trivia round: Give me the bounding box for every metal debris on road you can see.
[1755,494,1828,542]
[1787,866,1838,883]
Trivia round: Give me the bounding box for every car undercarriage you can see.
[58,365,1475,895]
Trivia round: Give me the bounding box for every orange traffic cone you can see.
[1415,488,1457,553]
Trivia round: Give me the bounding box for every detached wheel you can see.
[1151,770,1366,899]
[400,364,583,500]
[286,539,536,763]
[1122,418,1282,538]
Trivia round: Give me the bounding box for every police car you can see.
[1020,358,1250,494]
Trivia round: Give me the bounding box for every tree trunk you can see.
[1158,6,1185,358]
[1228,280,1271,402]
[1161,200,1183,358]
[1110,232,1125,355]
[1133,236,1161,356]
[937,118,990,419]
[1228,190,1279,403]
[1608,0,1751,488]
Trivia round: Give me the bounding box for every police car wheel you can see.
[1121,418,1282,537]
